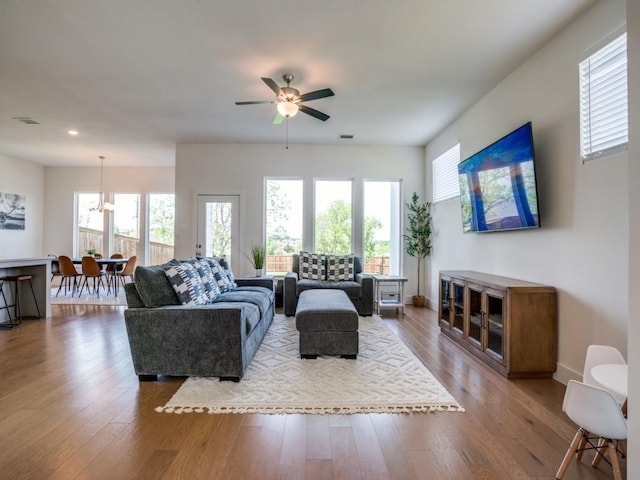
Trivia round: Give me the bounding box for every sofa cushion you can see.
[164,263,209,305]
[133,261,181,307]
[299,251,326,280]
[326,254,354,281]
[213,286,273,317]
[296,279,362,300]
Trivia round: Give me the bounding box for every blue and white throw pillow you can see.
[205,257,235,293]
[326,254,354,281]
[193,258,220,301]
[218,257,237,289]
[299,251,326,280]
[164,262,209,305]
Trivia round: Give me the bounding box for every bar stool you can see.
[0,279,17,328]
[0,274,41,322]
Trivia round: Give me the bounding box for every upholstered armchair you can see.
[284,253,374,316]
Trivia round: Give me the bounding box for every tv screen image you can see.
[458,122,540,233]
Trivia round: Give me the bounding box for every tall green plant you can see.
[403,192,432,297]
[247,245,266,269]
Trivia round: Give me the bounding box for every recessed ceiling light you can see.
[68,130,79,136]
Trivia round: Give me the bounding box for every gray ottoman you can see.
[295,289,359,359]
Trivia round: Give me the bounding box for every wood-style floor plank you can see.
[0,304,626,479]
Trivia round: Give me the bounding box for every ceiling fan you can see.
[235,74,334,124]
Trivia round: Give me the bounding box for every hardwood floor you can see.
[0,304,625,479]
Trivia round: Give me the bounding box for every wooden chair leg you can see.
[591,437,607,467]
[556,429,583,479]
[607,440,623,480]
[576,430,589,461]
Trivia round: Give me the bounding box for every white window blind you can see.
[579,32,628,161]
[432,143,460,202]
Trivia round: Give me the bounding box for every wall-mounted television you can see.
[458,122,540,233]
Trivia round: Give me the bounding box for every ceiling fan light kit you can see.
[236,73,334,122]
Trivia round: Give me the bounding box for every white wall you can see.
[425,0,627,383]
[175,143,424,291]
[0,154,45,258]
[626,0,639,475]
[43,166,174,262]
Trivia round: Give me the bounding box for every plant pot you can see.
[412,295,426,308]
[255,268,263,277]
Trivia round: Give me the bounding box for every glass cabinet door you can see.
[467,285,483,348]
[452,281,465,334]
[439,278,451,327]
[485,289,505,362]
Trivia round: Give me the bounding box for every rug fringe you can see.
[155,404,465,415]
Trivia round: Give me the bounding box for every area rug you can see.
[50,288,127,306]
[157,314,464,415]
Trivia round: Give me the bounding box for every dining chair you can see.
[119,255,137,287]
[555,380,626,480]
[105,253,124,292]
[56,255,82,297]
[583,345,627,405]
[48,253,63,283]
[78,256,106,297]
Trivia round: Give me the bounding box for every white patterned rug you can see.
[157,314,464,415]
[50,288,127,306]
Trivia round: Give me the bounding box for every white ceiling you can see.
[0,0,596,167]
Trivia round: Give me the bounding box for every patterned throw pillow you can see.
[299,251,326,280]
[164,263,209,305]
[326,254,355,281]
[205,257,235,293]
[193,258,220,301]
[218,257,238,289]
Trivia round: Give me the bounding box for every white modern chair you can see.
[583,344,627,405]
[555,380,626,480]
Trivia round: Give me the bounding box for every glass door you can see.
[452,280,465,335]
[467,284,483,349]
[439,277,451,328]
[485,288,505,363]
[196,195,240,272]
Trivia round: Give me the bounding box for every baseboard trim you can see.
[553,362,582,386]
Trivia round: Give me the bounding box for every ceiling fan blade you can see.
[299,104,330,121]
[261,77,281,95]
[299,88,335,102]
[273,112,285,125]
[235,101,274,105]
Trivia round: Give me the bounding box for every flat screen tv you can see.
[458,122,540,233]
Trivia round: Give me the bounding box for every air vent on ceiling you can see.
[13,117,39,125]
[340,134,354,139]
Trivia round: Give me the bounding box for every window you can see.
[148,194,175,264]
[363,181,401,275]
[265,179,303,275]
[432,143,460,202]
[579,32,628,161]
[76,193,104,256]
[113,194,140,259]
[314,180,352,254]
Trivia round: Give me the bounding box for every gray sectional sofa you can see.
[284,252,374,316]
[124,257,274,382]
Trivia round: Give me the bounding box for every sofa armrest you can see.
[356,272,374,315]
[235,277,274,290]
[284,272,299,316]
[124,305,250,378]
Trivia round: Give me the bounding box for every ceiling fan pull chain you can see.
[286,118,289,150]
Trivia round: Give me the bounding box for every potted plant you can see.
[403,192,432,307]
[247,245,266,277]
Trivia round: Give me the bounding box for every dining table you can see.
[58,257,130,297]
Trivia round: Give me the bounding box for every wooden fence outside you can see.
[78,227,174,265]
